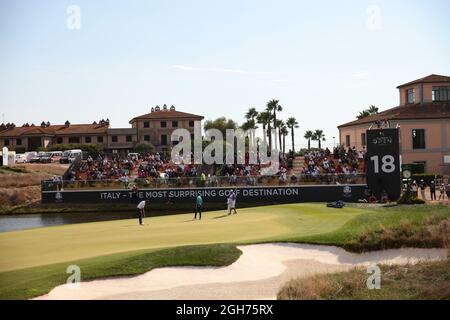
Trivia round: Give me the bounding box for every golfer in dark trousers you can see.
[137,200,146,225]
[194,194,203,220]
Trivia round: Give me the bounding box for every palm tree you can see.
[256,111,272,146]
[280,125,289,154]
[313,129,326,149]
[275,119,284,151]
[245,107,258,122]
[244,107,259,144]
[286,117,299,153]
[266,99,282,149]
[304,130,314,151]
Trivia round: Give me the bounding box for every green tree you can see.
[266,99,282,150]
[286,117,299,153]
[204,117,238,137]
[304,130,314,151]
[134,142,155,154]
[280,124,289,154]
[313,129,326,149]
[275,119,284,150]
[245,107,259,122]
[357,105,379,119]
[256,111,273,147]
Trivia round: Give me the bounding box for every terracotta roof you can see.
[338,102,450,128]
[0,123,109,137]
[130,110,204,123]
[397,74,450,88]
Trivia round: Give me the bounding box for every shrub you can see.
[134,142,155,154]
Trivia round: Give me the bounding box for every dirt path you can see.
[35,243,447,300]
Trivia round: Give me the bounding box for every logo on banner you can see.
[343,186,352,198]
[55,192,63,202]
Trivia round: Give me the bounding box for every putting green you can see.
[0,204,367,272]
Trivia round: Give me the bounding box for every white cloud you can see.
[172,65,272,75]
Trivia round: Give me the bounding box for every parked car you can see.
[50,151,63,162]
[25,152,37,163]
[15,154,27,164]
[59,149,82,164]
[29,153,41,163]
[38,152,53,163]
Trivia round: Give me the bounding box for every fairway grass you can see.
[0,203,449,300]
[0,203,365,272]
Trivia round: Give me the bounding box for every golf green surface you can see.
[0,204,366,272]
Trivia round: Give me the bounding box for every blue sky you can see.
[1,0,449,148]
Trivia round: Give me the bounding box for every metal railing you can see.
[42,173,366,191]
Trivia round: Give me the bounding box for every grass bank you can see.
[0,244,241,300]
[293,204,450,252]
[278,258,450,300]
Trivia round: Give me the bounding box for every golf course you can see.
[1,203,449,299]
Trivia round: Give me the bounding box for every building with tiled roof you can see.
[338,74,450,174]
[0,106,203,153]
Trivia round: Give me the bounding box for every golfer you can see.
[137,200,146,225]
[194,194,203,220]
[228,190,237,215]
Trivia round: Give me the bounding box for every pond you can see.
[0,212,137,233]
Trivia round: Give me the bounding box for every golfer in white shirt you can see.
[137,200,146,225]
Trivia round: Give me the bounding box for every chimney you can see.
[170,105,175,111]
[41,121,46,128]
[65,120,70,127]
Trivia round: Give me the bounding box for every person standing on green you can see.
[194,193,203,220]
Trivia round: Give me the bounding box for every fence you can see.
[41,173,366,192]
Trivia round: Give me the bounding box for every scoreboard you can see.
[366,128,401,201]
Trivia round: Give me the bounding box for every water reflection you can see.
[0,212,136,233]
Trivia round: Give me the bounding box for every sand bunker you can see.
[35,243,447,300]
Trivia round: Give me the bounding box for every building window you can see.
[161,121,167,128]
[189,121,195,127]
[97,136,104,143]
[4,139,10,146]
[172,121,178,128]
[432,87,450,101]
[112,136,118,143]
[126,135,132,142]
[407,89,415,104]
[412,129,425,149]
[144,135,150,142]
[56,137,63,144]
[143,121,150,128]
[361,133,366,146]
[345,135,350,147]
[16,138,22,146]
[161,134,167,145]
[68,137,80,144]
[85,137,92,143]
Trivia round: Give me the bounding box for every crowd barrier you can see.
[41,174,366,192]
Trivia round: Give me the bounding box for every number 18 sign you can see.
[366,128,401,201]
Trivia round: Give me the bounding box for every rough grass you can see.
[0,164,67,207]
[278,258,450,300]
[0,243,241,300]
[294,205,450,252]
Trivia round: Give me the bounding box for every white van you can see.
[15,154,27,164]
